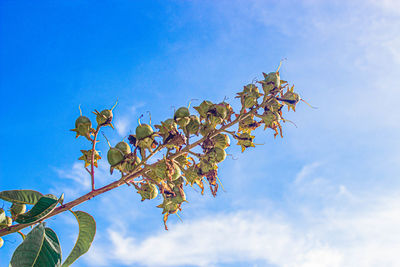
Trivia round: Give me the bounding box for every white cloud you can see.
[83,162,400,267]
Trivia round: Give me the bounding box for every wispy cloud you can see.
[82,161,400,267]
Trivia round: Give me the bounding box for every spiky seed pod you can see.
[185,115,200,135]
[78,149,101,168]
[265,98,283,114]
[10,203,26,218]
[280,86,300,111]
[71,116,92,139]
[171,186,186,204]
[157,199,179,215]
[212,133,230,149]
[260,72,280,96]
[115,141,131,155]
[0,237,3,248]
[155,119,177,138]
[259,111,281,129]
[194,100,214,119]
[238,114,260,133]
[107,147,124,166]
[95,109,114,128]
[138,183,158,201]
[174,107,191,128]
[235,133,256,152]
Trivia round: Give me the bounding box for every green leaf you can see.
[15,194,64,224]
[9,223,62,267]
[0,190,43,205]
[62,211,96,267]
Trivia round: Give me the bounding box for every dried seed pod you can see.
[70,116,93,139]
[78,149,101,168]
[10,203,26,218]
[238,114,260,133]
[174,107,191,128]
[279,85,300,111]
[234,132,256,152]
[212,133,230,149]
[107,147,124,166]
[137,183,158,201]
[115,141,131,155]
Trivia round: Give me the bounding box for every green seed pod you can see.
[214,104,228,119]
[136,124,154,140]
[115,141,131,155]
[71,116,92,139]
[194,100,213,119]
[212,133,230,149]
[10,203,26,217]
[174,107,190,119]
[200,159,215,174]
[119,156,141,173]
[265,98,283,113]
[0,237,3,248]
[184,167,201,186]
[185,115,200,135]
[235,132,255,152]
[206,147,226,164]
[174,107,191,128]
[138,183,158,201]
[281,86,300,111]
[95,109,114,127]
[261,72,280,96]
[208,115,224,127]
[157,199,179,214]
[107,147,124,166]
[153,160,181,181]
[200,122,214,136]
[172,186,186,204]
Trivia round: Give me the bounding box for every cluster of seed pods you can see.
[72,69,305,230]
[0,204,27,247]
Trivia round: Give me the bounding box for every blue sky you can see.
[1,0,400,266]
